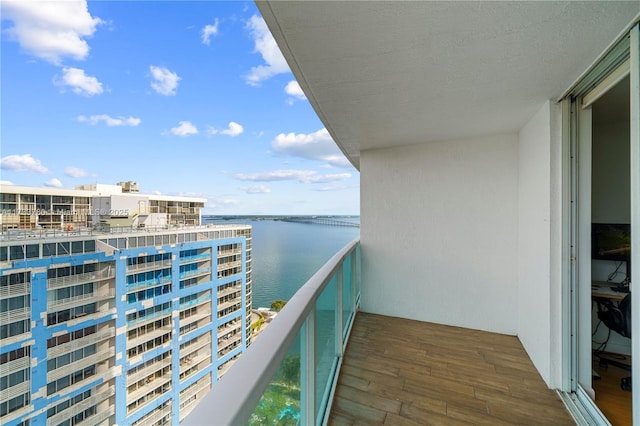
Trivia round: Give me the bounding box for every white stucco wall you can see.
[360,134,518,334]
[517,101,554,387]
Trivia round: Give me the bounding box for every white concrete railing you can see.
[182,239,360,426]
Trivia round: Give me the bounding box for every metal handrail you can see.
[0,223,251,242]
[182,238,359,426]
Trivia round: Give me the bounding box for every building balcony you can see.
[217,298,241,312]
[45,386,115,426]
[0,379,30,403]
[217,247,242,257]
[0,355,29,377]
[180,293,211,310]
[127,310,171,328]
[217,285,242,298]
[131,402,172,426]
[47,268,114,290]
[179,310,211,330]
[127,374,172,406]
[182,239,574,425]
[126,326,173,350]
[127,355,172,385]
[126,259,173,274]
[0,281,30,299]
[217,260,242,272]
[179,376,212,422]
[179,253,211,265]
[47,288,115,311]
[180,334,212,360]
[83,405,115,426]
[126,275,172,293]
[47,347,116,383]
[179,267,211,280]
[48,326,115,358]
[0,306,30,324]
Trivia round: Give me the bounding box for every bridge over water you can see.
[278,217,360,228]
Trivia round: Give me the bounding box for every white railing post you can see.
[336,264,343,357]
[301,310,316,425]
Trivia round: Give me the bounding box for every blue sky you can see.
[0,1,360,215]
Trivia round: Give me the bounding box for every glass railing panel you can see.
[355,243,361,301]
[342,253,353,340]
[182,239,360,426]
[315,275,338,422]
[247,331,302,426]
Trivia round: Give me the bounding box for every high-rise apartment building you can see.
[0,183,252,426]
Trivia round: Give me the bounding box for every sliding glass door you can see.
[566,22,639,424]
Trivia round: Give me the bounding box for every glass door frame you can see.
[562,22,639,424]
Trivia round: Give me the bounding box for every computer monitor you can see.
[592,223,631,285]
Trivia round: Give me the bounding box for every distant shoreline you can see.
[204,215,360,221]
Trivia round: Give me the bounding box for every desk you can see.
[592,281,628,301]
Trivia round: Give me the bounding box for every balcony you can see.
[47,347,116,383]
[47,268,114,290]
[47,288,115,311]
[126,258,173,274]
[179,267,211,280]
[183,239,574,425]
[46,386,115,426]
[179,252,211,265]
[126,275,172,293]
[48,326,115,358]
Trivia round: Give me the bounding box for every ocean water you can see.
[202,217,360,309]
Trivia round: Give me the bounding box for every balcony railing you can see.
[126,259,173,274]
[183,239,360,426]
[179,253,211,264]
[47,268,114,290]
[0,282,30,299]
[48,326,115,358]
[47,288,115,311]
[126,275,172,293]
[46,386,115,426]
[179,267,211,280]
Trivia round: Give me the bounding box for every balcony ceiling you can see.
[258,1,640,169]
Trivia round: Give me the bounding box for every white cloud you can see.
[55,67,103,96]
[169,121,198,136]
[306,173,352,183]
[44,178,63,188]
[0,181,14,186]
[64,167,89,178]
[77,114,141,127]
[245,15,289,86]
[234,169,351,184]
[313,184,358,192]
[1,0,102,64]
[272,128,351,168]
[243,185,271,194]
[0,154,48,173]
[206,198,240,210]
[150,65,180,95]
[209,121,244,137]
[201,19,219,45]
[285,80,306,101]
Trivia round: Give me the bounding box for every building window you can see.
[47,303,96,326]
[0,393,30,417]
[0,320,30,340]
[46,366,95,396]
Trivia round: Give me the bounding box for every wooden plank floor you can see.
[593,354,632,425]
[329,313,575,425]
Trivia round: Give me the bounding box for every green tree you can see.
[271,299,287,312]
[279,354,300,385]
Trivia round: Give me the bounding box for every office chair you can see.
[597,293,631,391]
